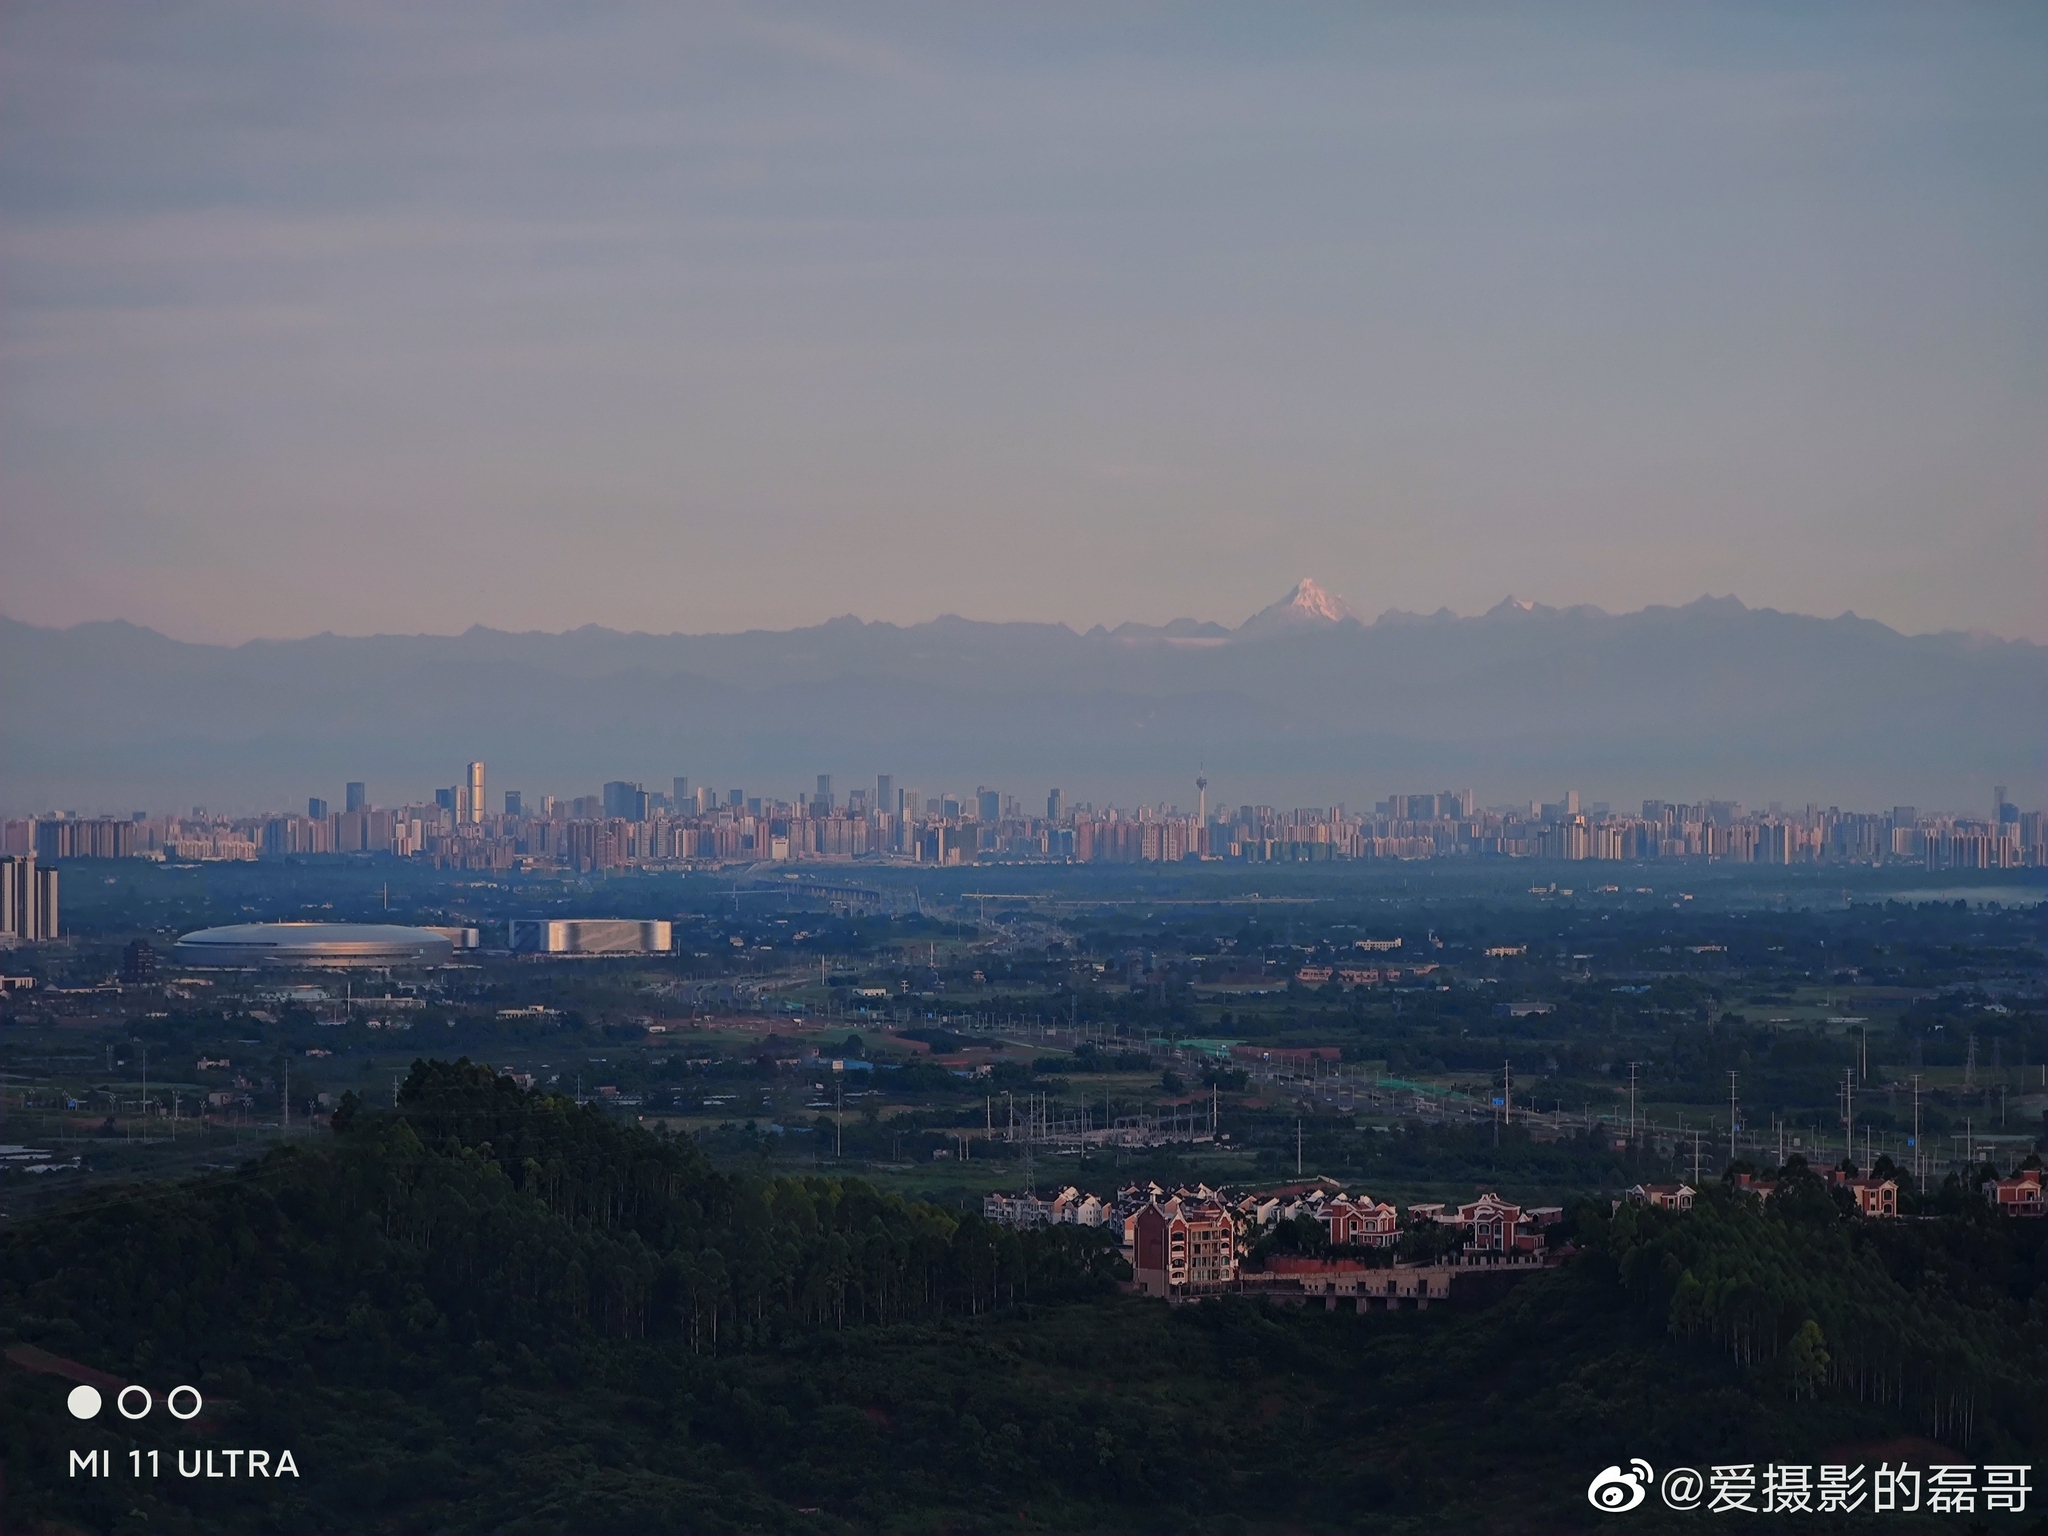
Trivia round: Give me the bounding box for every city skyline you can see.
[15,770,2038,824]
[4,8,2041,1528]
[11,771,2037,877]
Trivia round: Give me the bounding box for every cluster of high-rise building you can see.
[5,772,2040,874]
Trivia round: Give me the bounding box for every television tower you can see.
[1196,768,1209,850]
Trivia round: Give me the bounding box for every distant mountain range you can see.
[2,586,2041,815]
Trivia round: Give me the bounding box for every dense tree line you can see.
[354,1061,1122,1337]
[4,1059,2044,1534]
[1606,1166,2048,1448]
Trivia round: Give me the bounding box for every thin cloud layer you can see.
[2,3,2042,641]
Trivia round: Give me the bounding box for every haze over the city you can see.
[3,3,2045,645]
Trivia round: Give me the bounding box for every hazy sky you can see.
[3,3,2043,644]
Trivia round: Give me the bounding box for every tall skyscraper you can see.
[728,789,743,808]
[504,790,523,817]
[1565,790,1580,816]
[876,775,894,817]
[466,761,486,824]
[344,782,366,813]
[603,781,644,821]
[813,775,833,815]
[1,854,56,942]
[1047,787,1063,821]
[977,788,1001,823]
[673,777,690,807]
[308,797,329,820]
[0,854,31,939]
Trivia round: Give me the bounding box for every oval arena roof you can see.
[172,922,456,968]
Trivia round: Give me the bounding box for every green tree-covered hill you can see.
[3,1060,2042,1533]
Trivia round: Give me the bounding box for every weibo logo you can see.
[1587,1459,1653,1512]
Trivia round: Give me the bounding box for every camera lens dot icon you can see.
[66,1384,103,1420]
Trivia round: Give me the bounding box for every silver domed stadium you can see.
[172,922,456,969]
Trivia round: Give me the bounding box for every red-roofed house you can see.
[1452,1192,1545,1264]
[1830,1172,1899,1218]
[1991,1166,2044,1219]
[1322,1192,1400,1249]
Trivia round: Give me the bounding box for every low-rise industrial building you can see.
[507,919,672,955]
